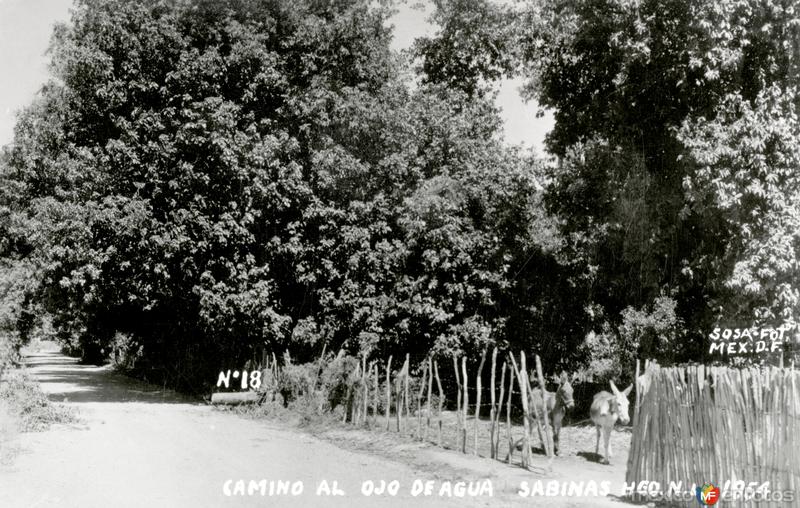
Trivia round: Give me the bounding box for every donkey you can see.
[590,380,632,465]
[510,374,576,457]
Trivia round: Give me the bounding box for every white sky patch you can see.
[0,0,72,146]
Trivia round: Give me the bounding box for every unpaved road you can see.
[0,344,630,508]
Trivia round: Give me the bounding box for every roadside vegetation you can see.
[0,0,796,404]
[0,368,77,433]
[0,336,77,463]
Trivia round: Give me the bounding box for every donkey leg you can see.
[601,426,611,464]
[535,418,544,451]
[553,424,560,456]
[595,425,601,455]
[506,438,515,462]
[552,414,562,456]
[507,437,524,462]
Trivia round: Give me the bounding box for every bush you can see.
[0,336,18,381]
[279,359,319,407]
[110,332,143,373]
[319,355,360,412]
[0,371,77,431]
[619,295,682,368]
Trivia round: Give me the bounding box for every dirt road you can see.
[0,344,631,508]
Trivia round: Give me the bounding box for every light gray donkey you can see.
[589,380,632,465]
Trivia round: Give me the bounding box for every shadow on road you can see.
[577,451,606,464]
[23,348,202,405]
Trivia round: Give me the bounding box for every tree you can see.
[414,0,519,98]
[518,0,800,364]
[3,0,580,390]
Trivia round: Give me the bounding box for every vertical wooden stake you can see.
[404,353,410,434]
[351,363,359,425]
[346,363,358,423]
[395,368,402,433]
[417,359,427,439]
[505,359,514,464]
[523,363,545,456]
[496,360,506,459]
[385,355,392,431]
[453,355,462,449]
[372,363,379,427]
[434,359,444,447]
[461,356,469,454]
[362,356,368,426]
[535,354,554,459]
[489,347,497,458]
[316,343,327,389]
[519,352,531,468]
[426,356,433,441]
[474,349,486,455]
[354,362,361,424]
[634,359,641,422]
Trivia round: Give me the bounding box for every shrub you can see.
[110,332,143,373]
[319,354,360,412]
[0,336,18,381]
[0,371,77,431]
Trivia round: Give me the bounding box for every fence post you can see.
[461,356,469,454]
[453,355,462,449]
[489,347,497,459]
[417,359,427,439]
[345,362,358,423]
[372,363,379,427]
[403,353,410,434]
[519,352,531,468]
[535,354,554,459]
[434,359,444,447]
[362,356,368,426]
[505,360,514,464]
[474,349,486,455]
[790,363,796,494]
[385,355,392,431]
[634,359,641,418]
[396,356,406,433]
[426,356,433,441]
[495,359,506,459]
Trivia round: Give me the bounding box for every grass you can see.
[0,370,78,433]
[0,367,79,464]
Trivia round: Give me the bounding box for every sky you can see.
[0,0,553,151]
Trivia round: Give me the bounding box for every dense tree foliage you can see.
[414,0,518,97]
[0,0,585,390]
[1,0,797,392]
[518,0,799,372]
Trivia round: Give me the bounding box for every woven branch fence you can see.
[626,364,800,506]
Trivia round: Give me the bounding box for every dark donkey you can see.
[509,373,576,458]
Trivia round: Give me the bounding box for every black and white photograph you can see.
[0,0,798,506]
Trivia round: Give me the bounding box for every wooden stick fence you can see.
[246,348,567,471]
[627,364,800,508]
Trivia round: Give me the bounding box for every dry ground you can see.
[0,343,637,508]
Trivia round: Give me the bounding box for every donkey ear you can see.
[610,380,620,394]
[623,384,633,396]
